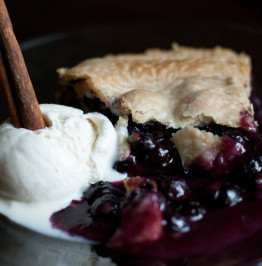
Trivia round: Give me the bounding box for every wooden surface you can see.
[5,0,262,41]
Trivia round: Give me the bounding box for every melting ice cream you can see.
[0,104,125,240]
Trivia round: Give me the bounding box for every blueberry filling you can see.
[55,86,83,110]
[57,86,118,124]
[115,119,182,177]
[51,112,262,260]
[52,83,262,263]
[83,97,119,124]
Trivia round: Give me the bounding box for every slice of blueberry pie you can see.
[53,44,262,264]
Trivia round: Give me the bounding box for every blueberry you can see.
[83,96,118,124]
[114,155,139,175]
[244,159,262,175]
[167,201,206,233]
[83,181,125,204]
[176,201,206,222]
[90,194,121,218]
[255,177,262,190]
[170,215,190,233]
[243,137,262,178]
[125,119,178,174]
[160,178,190,203]
[202,182,244,208]
[222,128,248,143]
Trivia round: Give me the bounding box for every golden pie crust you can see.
[58,44,253,166]
[58,44,251,129]
[173,127,221,167]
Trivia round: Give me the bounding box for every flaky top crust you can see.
[173,127,221,166]
[58,44,252,128]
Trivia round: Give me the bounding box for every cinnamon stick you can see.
[0,0,45,130]
[0,48,23,128]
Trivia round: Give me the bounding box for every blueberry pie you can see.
[53,44,262,264]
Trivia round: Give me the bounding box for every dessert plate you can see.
[0,22,262,266]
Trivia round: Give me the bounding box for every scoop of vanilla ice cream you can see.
[0,104,124,203]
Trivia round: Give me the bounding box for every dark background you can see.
[1,0,262,120]
[4,0,262,42]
